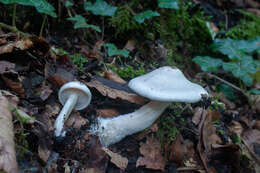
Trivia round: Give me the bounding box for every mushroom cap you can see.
[128,66,208,103]
[59,81,92,110]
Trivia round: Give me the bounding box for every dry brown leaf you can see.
[0,37,33,54]
[0,95,18,173]
[86,137,109,173]
[0,61,15,74]
[202,110,222,152]
[103,70,126,84]
[169,134,196,166]
[102,147,128,170]
[1,74,25,98]
[124,40,135,51]
[229,121,243,137]
[38,145,51,163]
[251,94,260,113]
[0,90,19,107]
[136,136,165,171]
[86,80,145,105]
[66,112,89,129]
[38,82,53,101]
[252,120,260,131]
[242,129,260,163]
[192,107,203,125]
[96,108,120,118]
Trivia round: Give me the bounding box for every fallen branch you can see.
[0,95,18,173]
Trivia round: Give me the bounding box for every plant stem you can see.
[0,22,30,37]
[39,15,47,37]
[12,4,17,27]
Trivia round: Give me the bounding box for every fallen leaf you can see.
[0,61,15,74]
[169,134,197,166]
[136,136,165,171]
[0,95,18,173]
[124,40,135,51]
[1,74,25,98]
[65,112,89,129]
[86,137,109,173]
[252,120,260,131]
[202,110,222,152]
[96,108,120,118]
[38,82,53,101]
[102,147,128,169]
[242,129,260,163]
[229,120,243,137]
[103,70,126,84]
[0,90,19,107]
[192,107,203,126]
[0,37,33,54]
[38,145,51,163]
[86,80,145,105]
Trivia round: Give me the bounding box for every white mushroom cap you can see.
[59,81,91,110]
[128,66,208,103]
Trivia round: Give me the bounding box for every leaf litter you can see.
[0,30,259,173]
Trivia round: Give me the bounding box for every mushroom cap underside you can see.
[59,81,92,110]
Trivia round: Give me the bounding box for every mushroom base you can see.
[92,101,170,146]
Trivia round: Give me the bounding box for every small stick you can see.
[0,22,31,37]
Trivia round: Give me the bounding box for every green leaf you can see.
[67,15,101,32]
[31,0,57,17]
[134,10,160,24]
[234,37,260,54]
[249,88,260,95]
[0,0,17,4]
[84,0,117,16]
[65,0,74,8]
[192,56,223,72]
[158,0,179,9]
[104,43,129,58]
[216,84,235,100]
[211,37,260,60]
[211,38,243,60]
[222,55,258,85]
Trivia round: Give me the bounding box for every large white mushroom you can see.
[94,66,208,146]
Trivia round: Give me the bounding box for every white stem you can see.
[94,101,170,146]
[54,93,78,137]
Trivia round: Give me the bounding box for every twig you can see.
[207,73,246,95]
[0,22,31,37]
[177,167,203,171]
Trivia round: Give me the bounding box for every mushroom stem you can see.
[54,93,78,137]
[95,101,170,146]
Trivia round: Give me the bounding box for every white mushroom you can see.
[54,81,92,137]
[94,66,208,146]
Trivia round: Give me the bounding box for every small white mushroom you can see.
[54,81,91,137]
[94,66,208,146]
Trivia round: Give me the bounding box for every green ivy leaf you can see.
[67,15,101,32]
[249,88,260,95]
[30,0,57,17]
[216,84,235,100]
[0,0,32,5]
[65,0,74,8]
[192,56,223,72]
[211,38,243,60]
[0,0,17,4]
[104,43,129,58]
[84,0,117,16]
[222,56,258,85]
[234,37,260,54]
[134,10,160,24]
[158,0,179,9]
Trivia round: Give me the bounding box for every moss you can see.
[154,2,213,55]
[109,64,146,80]
[224,11,260,39]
